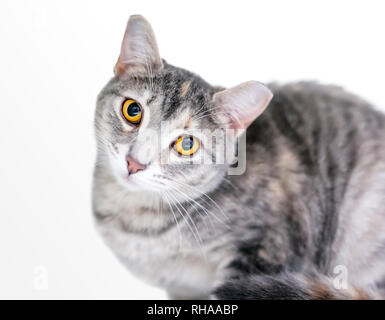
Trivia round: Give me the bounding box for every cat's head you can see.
[95,15,272,200]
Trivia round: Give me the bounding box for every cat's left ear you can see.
[213,81,273,130]
[114,15,163,75]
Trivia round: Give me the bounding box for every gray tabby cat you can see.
[93,15,385,299]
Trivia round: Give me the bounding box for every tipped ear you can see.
[114,15,163,75]
[213,81,273,129]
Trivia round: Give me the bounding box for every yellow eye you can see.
[175,136,199,156]
[122,99,142,124]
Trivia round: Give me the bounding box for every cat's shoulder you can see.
[267,81,373,111]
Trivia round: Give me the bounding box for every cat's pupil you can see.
[128,103,140,116]
[182,137,194,150]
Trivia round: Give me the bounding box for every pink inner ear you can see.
[114,15,162,76]
[213,81,273,129]
[114,29,138,75]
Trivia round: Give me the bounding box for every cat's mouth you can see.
[121,173,141,186]
[119,171,164,193]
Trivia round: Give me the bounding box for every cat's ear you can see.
[212,81,273,130]
[114,15,163,75]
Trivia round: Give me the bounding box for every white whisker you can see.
[165,190,206,259]
[165,180,230,230]
[162,191,183,252]
[170,173,230,224]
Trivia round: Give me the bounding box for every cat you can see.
[93,15,385,299]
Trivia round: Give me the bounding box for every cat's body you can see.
[93,16,385,299]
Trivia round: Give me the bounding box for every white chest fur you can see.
[96,220,220,299]
[92,173,231,298]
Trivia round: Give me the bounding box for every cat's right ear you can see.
[114,15,163,76]
[213,81,273,132]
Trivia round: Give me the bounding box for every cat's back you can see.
[248,81,385,160]
[248,82,385,284]
[246,81,385,187]
[267,81,385,134]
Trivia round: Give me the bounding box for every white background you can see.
[0,0,384,299]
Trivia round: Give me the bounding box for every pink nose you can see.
[126,156,146,175]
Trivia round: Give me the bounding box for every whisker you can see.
[167,190,203,244]
[222,177,240,192]
[154,178,215,231]
[192,111,230,121]
[162,191,183,252]
[191,105,224,120]
[165,180,230,230]
[165,190,206,259]
[171,172,230,223]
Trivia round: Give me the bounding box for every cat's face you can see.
[95,15,273,201]
[95,67,230,199]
